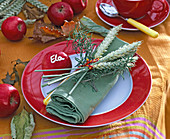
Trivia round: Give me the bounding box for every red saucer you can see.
[96,0,169,30]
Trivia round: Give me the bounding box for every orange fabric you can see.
[0,0,170,138]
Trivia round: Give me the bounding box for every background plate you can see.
[96,0,169,30]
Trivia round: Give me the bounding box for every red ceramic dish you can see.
[96,0,169,30]
[112,0,153,18]
[21,39,152,128]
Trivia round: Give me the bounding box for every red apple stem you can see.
[17,24,22,32]
[59,5,64,12]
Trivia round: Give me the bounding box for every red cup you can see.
[112,0,154,18]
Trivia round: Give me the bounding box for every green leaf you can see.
[80,16,109,37]
[1,59,29,85]
[2,72,15,85]
[11,108,35,139]
[13,59,29,67]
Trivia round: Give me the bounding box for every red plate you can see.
[21,39,152,128]
[96,0,169,30]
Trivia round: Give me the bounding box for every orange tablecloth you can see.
[0,0,170,138]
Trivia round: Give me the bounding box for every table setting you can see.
[0,0,170,138]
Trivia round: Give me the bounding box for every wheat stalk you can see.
[26,0,48,13]
[93,56,139,70]
[98,41,141,63]
[0,0,25,16]
[0,0,13,11]
[0,0,26,28]
[94,24,122,58]
[0,0,48,28]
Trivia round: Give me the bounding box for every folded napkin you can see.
[46,72,119,124]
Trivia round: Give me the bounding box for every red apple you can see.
[0,84,20,118]
[62,0,88,14]
[1,16,27,41]
[42,51,72,75]
[47,2,74,26]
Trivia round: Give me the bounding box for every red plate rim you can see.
[21,39,152,128]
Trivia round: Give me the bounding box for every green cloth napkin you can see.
[46,72,119,124]
[46,37,129,124]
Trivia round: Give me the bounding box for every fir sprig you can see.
[67,25,96,66]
